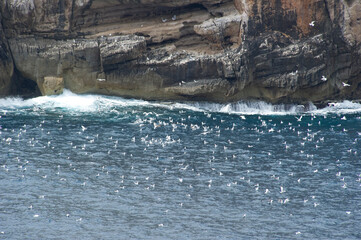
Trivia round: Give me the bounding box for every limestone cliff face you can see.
[0,0,360,104]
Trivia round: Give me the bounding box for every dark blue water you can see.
[1,91,360,239]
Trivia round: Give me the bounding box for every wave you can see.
[312,101,361,115]
[177,101,316,115]
[0,89,361,116]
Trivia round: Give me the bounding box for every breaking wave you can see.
[0,89,361,116]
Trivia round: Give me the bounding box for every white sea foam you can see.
[30,90,99,111]
[311,101,361,115]
[1,90,361,116]
[182,101,315,115]
[0,96,37,109]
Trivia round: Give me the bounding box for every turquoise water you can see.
[0,90,360,239]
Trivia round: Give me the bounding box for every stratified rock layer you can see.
[0,0,360,104]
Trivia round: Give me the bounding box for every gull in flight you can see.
[309,21,315,27]
[342,82,350,87]
[295,115,303,122]
[321,75,327,81]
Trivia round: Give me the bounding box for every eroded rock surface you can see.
[0,0,360,104]
[41,76,64,95]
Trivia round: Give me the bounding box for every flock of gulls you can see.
[0,18,358,236]
[0,8,358,239]
[1,103,360,237]
[0,19,358,234]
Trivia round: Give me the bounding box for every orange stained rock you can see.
[241,0,328,37]
[280,0,327,36]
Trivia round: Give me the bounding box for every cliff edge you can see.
[0,0,360,105]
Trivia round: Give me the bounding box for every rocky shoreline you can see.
[0,0,360,105]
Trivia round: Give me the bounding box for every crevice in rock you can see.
[134,32,150,38]
[182,3,208,13]
[70,0,75,34]
[323,0,332,23]
[11,68,40,98]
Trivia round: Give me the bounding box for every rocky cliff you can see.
[0,0,360,105]
[0,11,13,96]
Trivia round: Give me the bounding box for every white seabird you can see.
[342,82,350,87]
[309,21,315,27]
[321,75,327,81]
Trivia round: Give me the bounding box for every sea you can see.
[0,90,360,239]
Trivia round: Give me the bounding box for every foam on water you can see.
[312,101,361,115]
[0,96,33,109]
[182,101,316,115]
[1,89,361,116]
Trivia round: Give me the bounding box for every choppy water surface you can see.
[1,91,360,239]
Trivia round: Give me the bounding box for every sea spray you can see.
[1,89,361,116]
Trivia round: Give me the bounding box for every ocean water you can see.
[0,90,360,239]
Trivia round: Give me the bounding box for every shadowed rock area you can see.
[0,11,13,96]
[0,0,360,105]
